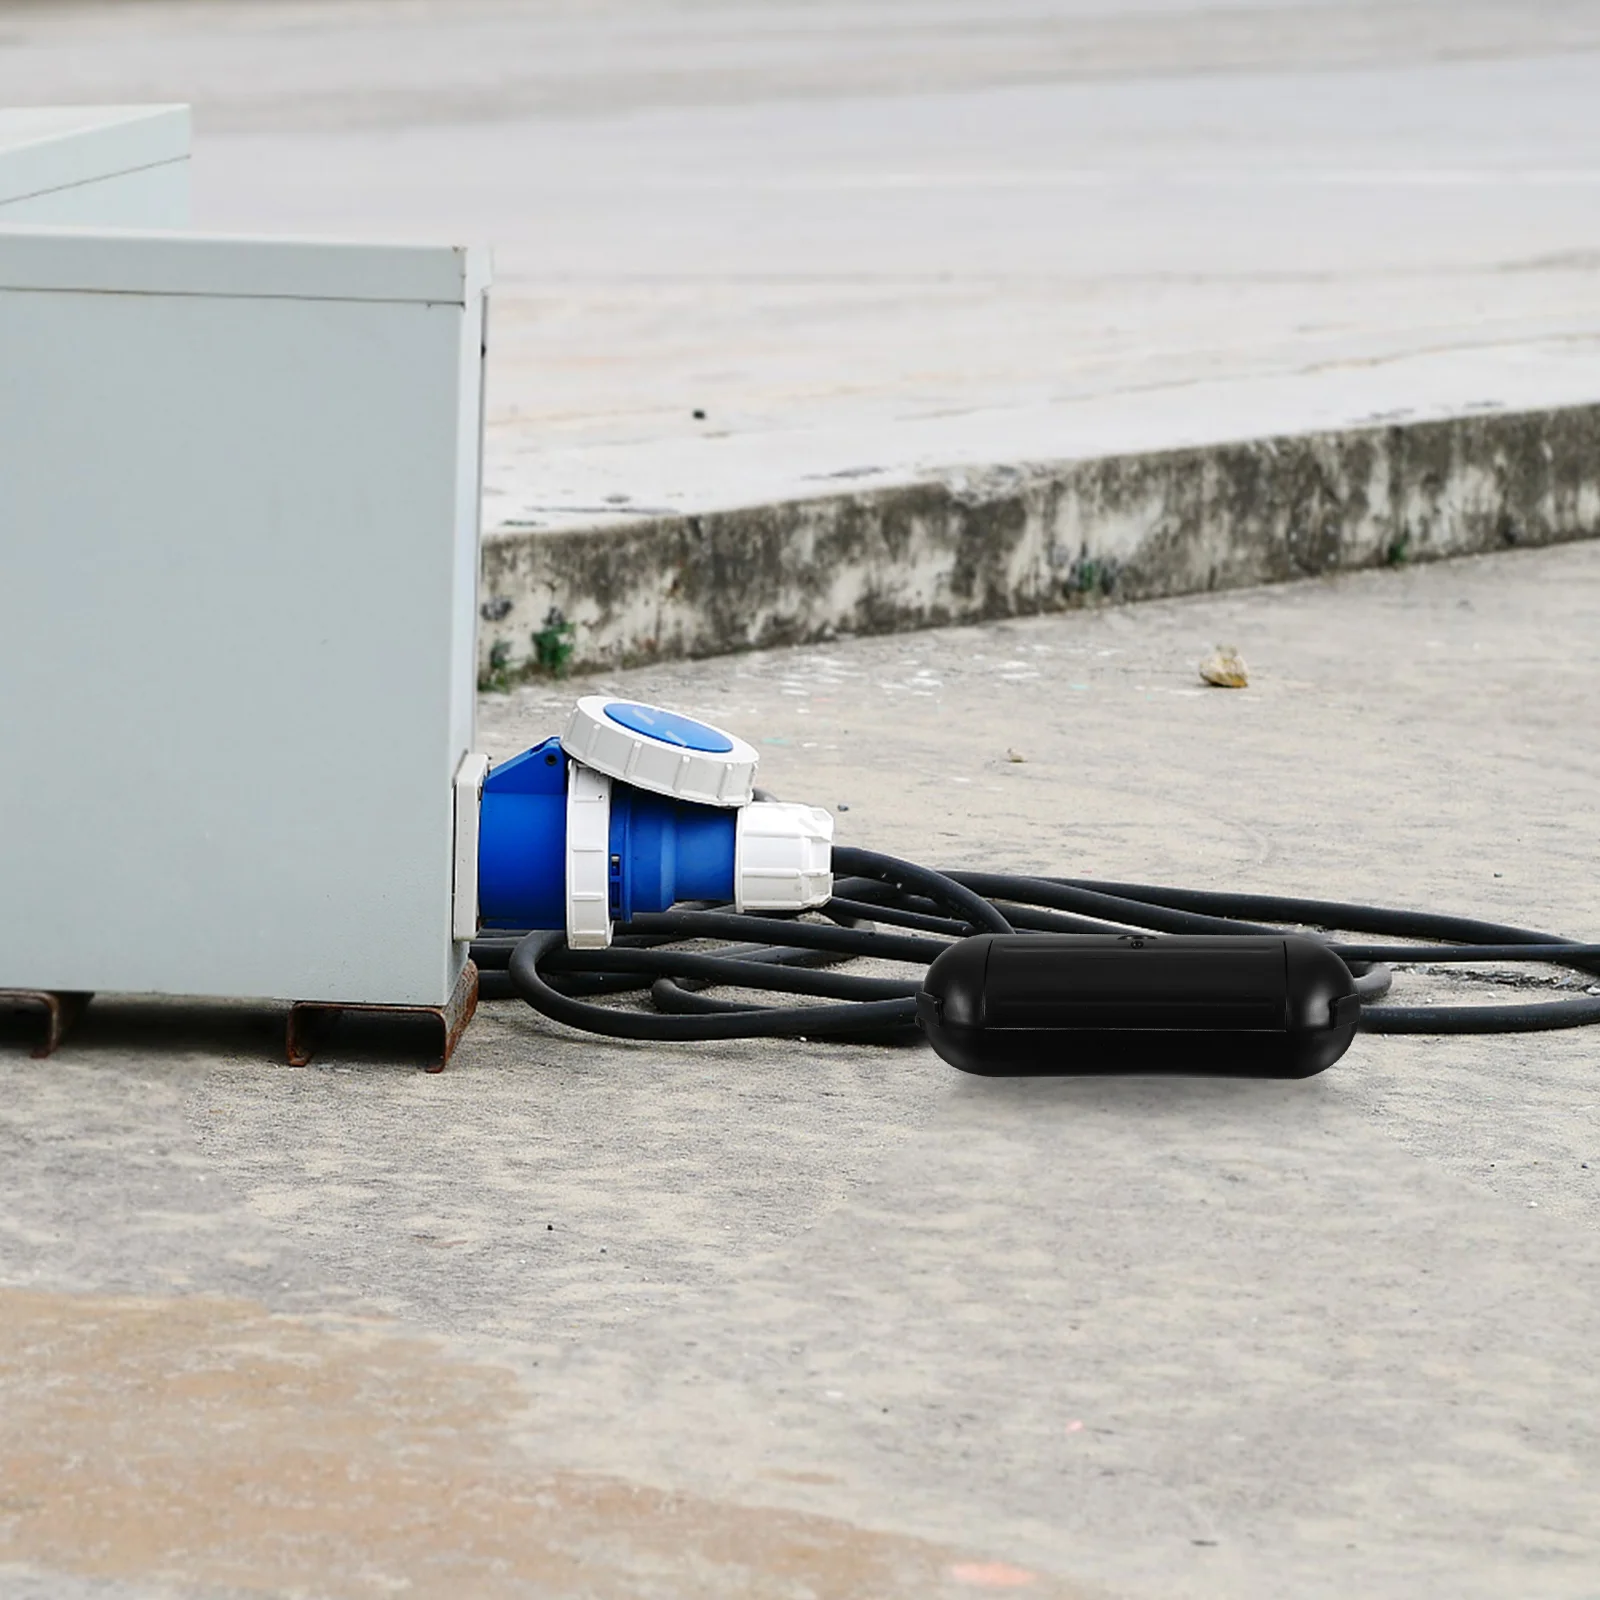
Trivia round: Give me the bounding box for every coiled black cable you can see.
[471,846,1600,1046]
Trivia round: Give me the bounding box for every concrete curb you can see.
[477,403,1600,682]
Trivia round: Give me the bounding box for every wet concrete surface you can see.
[4,541,1599,1596]
[7,2,1600,674]
[3,1,1600,525]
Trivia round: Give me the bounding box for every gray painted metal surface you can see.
[0,230,487,1006]
[0,105,189,226]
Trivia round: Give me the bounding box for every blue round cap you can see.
[603,701,735,754]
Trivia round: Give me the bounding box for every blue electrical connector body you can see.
[477,736,738,931]
[606,783,737,922]
[477,739,568,932]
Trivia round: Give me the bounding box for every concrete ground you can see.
[3,1,1600,527]
[4,538,1599,1598]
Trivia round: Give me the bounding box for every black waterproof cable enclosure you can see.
[916,934,1362,1078]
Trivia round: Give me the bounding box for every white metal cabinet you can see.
[0,229,488,1007]
[0,106,189,227]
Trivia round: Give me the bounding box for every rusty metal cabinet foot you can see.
[0,990,93,1058]
[286,962,478,1073]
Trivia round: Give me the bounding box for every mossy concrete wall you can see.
[478,404,1600,680]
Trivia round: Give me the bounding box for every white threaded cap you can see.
[735,802,834,913]
[562,696,757,808]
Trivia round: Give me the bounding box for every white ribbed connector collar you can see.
[565,761,613,949]
[735,802,834,913]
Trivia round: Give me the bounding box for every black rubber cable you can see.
[506,929,921,1041]
[477,849,1600,1047]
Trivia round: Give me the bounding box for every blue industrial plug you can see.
[475,703,833,945]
